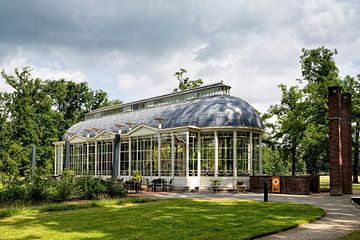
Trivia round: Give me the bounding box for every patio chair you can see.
[137,180,142,194]
[164,179,173,192]
[146,179,153,191]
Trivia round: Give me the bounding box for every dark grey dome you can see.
[64,95,263,139]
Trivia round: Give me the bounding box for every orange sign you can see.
[272,176,281,193]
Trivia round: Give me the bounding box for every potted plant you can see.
[132,170,142,182]
[210,179,221,192]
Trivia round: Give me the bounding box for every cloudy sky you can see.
[0,0,359,113]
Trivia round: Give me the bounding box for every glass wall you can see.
[131,138,137,174]
[124,135,158,176]
[70,143,87,175]
[152,137,159,176]
[131,136,153,176]
[189,132,198,176]
[88,142,96,175]
[218,132,233,176]
[120,139,129,175]
[62,129,261,178]
[174,132,186,176]
[160,133,172,176]
[252,133,261,174]
[200,132,215,176]
[237,132,250,175]
[96,140,113,176]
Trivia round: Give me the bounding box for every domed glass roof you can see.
[65,94,263,139]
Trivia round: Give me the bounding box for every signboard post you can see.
[272,176,281,193]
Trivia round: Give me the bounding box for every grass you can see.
[0,198,325,240]
[0,198,155,219]
[320,176,360,190]
[338,230,360,240]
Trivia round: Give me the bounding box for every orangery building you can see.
[54,82,263,190]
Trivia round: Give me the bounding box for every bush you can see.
[50,178,74,202]
[28,177,54,203]
[75,176,106,200]
[0,179,29,206]
[0,174,127,207]
[103,180,127,198]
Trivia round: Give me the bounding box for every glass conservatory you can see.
[53,82,263,190]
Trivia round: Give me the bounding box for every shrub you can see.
[103,180,126,198]
[75,176,106,200]
[50,178,74,202]
[0,174,127,207]
[28,177,54,203]
[0,179,29,206]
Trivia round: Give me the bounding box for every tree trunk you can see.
[353,122,359,183]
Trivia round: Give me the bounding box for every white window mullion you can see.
[171,132,175,177]
[214,131,218,177]
[233,131,237,178]
[197,132,201,187]
[87,142,89,173]
[95,141,97,176]
[54,145,57,175]
[158,133,161,177]
[186,132,189,177]
[117,139,121,179]
[136,137,139,171]
[150,135,153,176]
[129,137,132,177]
[248,132,253,174]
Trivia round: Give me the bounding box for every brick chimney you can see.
[328,86,343,196]
[341,93,352,194]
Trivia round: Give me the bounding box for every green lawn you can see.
[0,198,324,240]
[320,176,360,190]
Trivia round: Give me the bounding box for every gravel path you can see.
[142,191,360,240]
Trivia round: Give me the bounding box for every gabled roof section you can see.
[68,134,88,144]
[126,124,159,137]
[93,129,116,140]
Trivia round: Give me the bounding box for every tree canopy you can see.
[264,47,359,182]
[0,67,120,179]
[173,68,203,92]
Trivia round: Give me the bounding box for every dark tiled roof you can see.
[64,95,263,140]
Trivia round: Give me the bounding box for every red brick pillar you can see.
[341,93,352,194]
[328,86,342,196]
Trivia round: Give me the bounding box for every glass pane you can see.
[200,132,214,176]
[189,132,198,176]
[174,132,186,176]
[160,133,172,176]
[218,132,233,176]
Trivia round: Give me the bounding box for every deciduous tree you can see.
[173,68,203,92]
[341,75,360,183]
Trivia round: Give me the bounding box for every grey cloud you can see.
[0,0,360,113]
